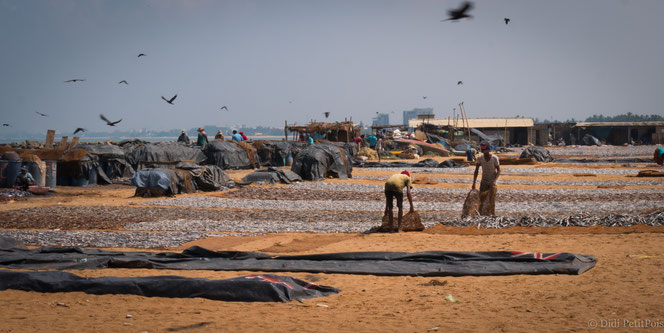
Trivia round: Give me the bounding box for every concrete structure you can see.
[409,117,534,145]
[403,108,433,126]
[573,121,664,145]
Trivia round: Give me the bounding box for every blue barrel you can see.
[24,161,45,187]
[4,159,22,188]
[45,160,57,190]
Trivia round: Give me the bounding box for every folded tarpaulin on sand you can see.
[0,271,339,302]
[0,242,596,276]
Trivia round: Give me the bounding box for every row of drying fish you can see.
[352,175,663,186]
[447,210,664,228]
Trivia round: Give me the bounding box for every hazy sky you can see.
[1,0,663,134]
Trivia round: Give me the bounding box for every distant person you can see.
[384,170,414,232]
[306,135,314,145]
[353,135,363,151]
[177,130,190,144]
[215,130,224,141]
[231,130,243,142]
[14,167,35,191]
[240,131,248,141]
[376,135,383,162]
[472,142,500,216]
[654,147,664,166]
[196,127,208,146]
[368,133,377,149]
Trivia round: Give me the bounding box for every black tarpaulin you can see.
[177,164,235,191]
[203,141,254,169]
[0,244,597,276]
[127,143,207,169]
[76,144,135,179]
[0,271,340,302]
[520,146,553,162]
[291,143,353,181]
[241,167,303,185]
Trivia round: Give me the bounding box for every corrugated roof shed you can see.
[409,117,534,128]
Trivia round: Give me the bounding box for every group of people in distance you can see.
[176,128,248,146]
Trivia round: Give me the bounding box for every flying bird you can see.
[441,1,474,22]
[73,128,86,134]
[504,18,511,25]
[324,112,330,118]
[423,96,427,99]
[100,114,122,126]
[2,123,10,127]
[118,80,128,85]
[220,106,229,111]
[65,79,86,83]
[35,111,48,117]
[161,94,177,105]
[457,81,463,85]
[137,53,146,57]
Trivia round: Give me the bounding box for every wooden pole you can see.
[284,120,288,141]
[45,129,55,148]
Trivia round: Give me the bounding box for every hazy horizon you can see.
[2,0,663,135]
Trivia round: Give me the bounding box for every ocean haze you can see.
[1,0,663,137]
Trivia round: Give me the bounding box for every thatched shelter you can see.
[287,121,360,143]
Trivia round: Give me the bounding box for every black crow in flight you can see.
[65,79,86,83]
[504,18,511,25]
[161,94,177,105]
[457,81,463,85]
[35,111,48,117]
[73,128,86,134]
[220,106,229,111]
[100,114,122,126]
[441,1,474,22]
[138,53,146,57]
[324,112,330,118]
[2,123,10,127]
[118,80,128,85]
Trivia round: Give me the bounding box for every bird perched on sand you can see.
[324,112,330,118]
[118,80,128,85]
[457,81,463,85]
[504,18,511,25]
[137,53,146,57]
[441,1,474,22]
[73,128,86,134]
[35,111,48,117]
[65,79,86,83]
[220,106,229,111]
[100,114,122,126]
[161,94,177,105]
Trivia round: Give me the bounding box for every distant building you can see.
[403,108,433,126]
[409,117,534,145]
[372,113,389,127]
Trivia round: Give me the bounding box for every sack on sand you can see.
[461,189,480,218]
[378,211,424,232]
[478,185,497,216]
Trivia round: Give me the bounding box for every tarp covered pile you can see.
[204,141,256,170]
[127,143,207,170]
[76,144,135,179]
[519,146,553,162]
[241,167,302,185]
[291,142,354,181]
